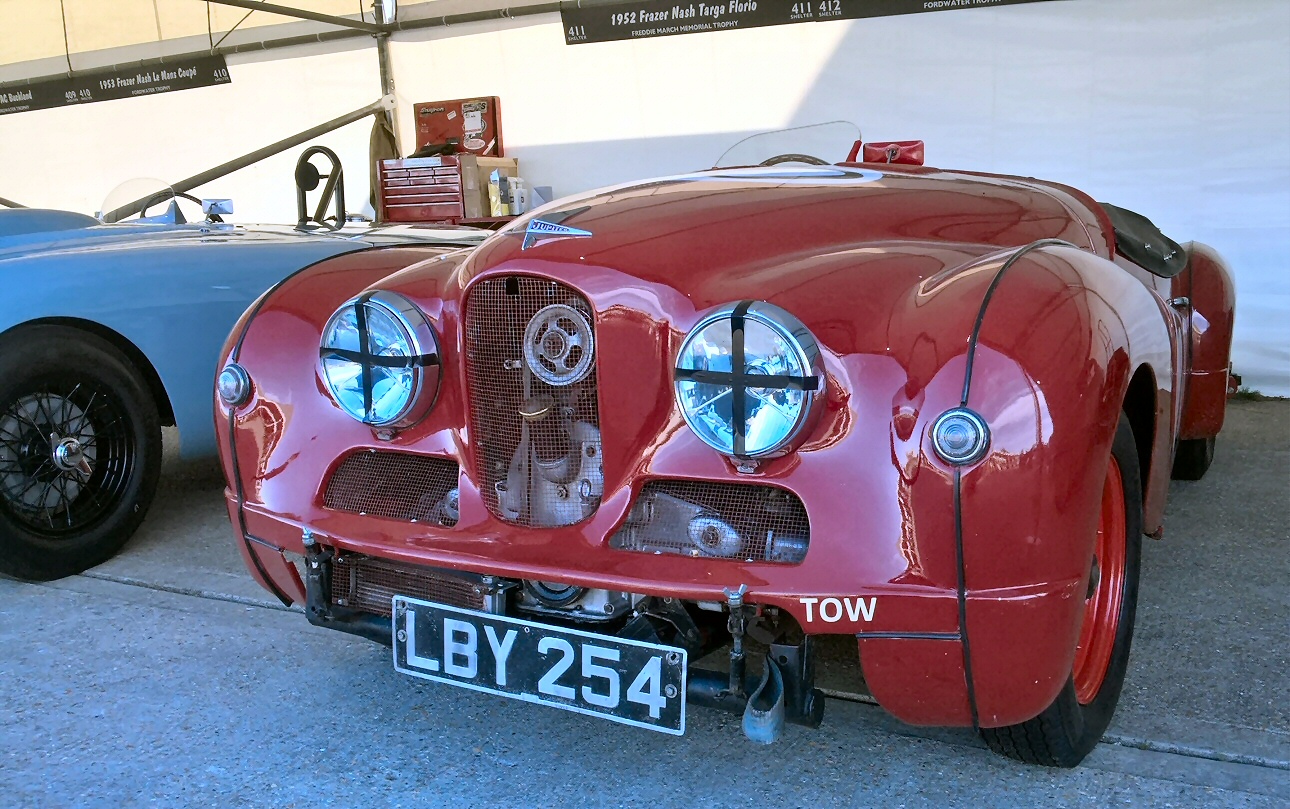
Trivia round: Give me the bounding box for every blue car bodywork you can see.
[0,204,482,580]
[0,209,480,458]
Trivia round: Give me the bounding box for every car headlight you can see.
[319,291,441,428]
[674,301,823,458]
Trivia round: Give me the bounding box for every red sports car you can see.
[214,129,1234,767]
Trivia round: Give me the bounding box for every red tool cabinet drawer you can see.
[378,157,465,223]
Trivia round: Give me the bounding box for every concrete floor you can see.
[1,400,1286,807]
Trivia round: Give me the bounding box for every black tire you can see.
[980,413,1143,767]
[1171,436,1215,481]
[0,326,162,581]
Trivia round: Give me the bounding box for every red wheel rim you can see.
[1073,456,1126,705]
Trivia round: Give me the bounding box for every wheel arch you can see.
[0,317,176,427]
[1176,242,1236,439]
[1120,363,1157,505]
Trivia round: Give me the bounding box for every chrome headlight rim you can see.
[673,300,824,460]
[319,290,442,429]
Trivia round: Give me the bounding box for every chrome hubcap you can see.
[51,433,94,476]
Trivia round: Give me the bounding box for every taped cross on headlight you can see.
[673,300,820,458]
[319,292,440,423]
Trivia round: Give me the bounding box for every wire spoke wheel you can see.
[0,383,135,536]
[0,326,161,581]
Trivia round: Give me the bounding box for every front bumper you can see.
[227,492,1086,729]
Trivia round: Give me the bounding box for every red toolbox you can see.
[378,156,464,222]
[413,96,503,156]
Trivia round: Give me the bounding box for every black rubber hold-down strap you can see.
[354,293,374,420]
[730,300,749,457]
[319,347,440,369]
[672,368,820,392]
[673,300,819,459]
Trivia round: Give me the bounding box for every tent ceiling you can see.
[0,0,556,81]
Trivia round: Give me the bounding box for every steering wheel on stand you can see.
[759,154,830,167]
[295,146,346,232]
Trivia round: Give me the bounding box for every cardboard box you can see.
[459,155,518,219]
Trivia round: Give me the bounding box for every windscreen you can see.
[97,178,181,224]
[713,122,860,169]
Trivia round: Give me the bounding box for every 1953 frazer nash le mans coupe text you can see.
[214,126,1234,767]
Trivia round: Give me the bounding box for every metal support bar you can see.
[389,3,564,33]
[373,1,401,154]
[102,95,395,222]
[0,196,26,209]
[204,0,386,34]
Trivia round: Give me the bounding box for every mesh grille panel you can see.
[610,479,810,565]
[331,555,485,617]
[323,451,459,526]
[464,276,601,526]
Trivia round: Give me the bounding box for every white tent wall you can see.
[0,40,383,223]
[385,0,1289,395]
[0,0,1285,394]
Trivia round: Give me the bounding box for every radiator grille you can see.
[610,479,810,565]
[323,451,459,526]
[331,555,485,617]
[464,276,602,526]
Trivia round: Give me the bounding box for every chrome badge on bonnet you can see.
[519,214,593,250]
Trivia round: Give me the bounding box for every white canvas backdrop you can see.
[0,0,1285,393]
[0,39,382,222]
[386,0,1290,395]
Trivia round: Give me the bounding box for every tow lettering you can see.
[798,596,877,623]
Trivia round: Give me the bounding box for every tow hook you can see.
[717,584,825,744]
[301,530,333,625]
[725,584,749,698]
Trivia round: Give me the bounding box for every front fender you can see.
[956,245,1171,727]
[215,245,471,538]
[1176,242,1236,439]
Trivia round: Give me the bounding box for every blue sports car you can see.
[0,185,482,580]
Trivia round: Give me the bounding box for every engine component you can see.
[523,303,594,386]
[465,277,603,527]
[743,656,786,745]
[516,584,634,624]
[610,480,810,564]
[523,580,585,608]
[687,515,742,557]
[497,420,603,526]
[433,487,460,526]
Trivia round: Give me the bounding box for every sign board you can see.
[0,54,231,116]
[563,0,1066,44]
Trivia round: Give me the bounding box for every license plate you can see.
[392,596,688,735]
